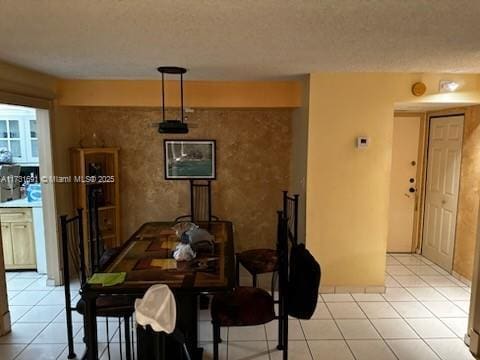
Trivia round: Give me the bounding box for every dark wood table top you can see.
[83,221,235,295]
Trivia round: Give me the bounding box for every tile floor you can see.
[1,253,476,359]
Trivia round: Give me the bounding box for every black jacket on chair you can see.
[288,243,321,319]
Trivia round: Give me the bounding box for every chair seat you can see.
[76,295,135,318]
[237,249,278,275]
[211,287,275,327]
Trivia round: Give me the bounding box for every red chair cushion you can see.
[211,287,275,327]
[237,249,278,275]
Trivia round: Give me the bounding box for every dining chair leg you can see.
[235,254,240,286]
[106,317,112,360]
[252,273,257,288]
[124,316,132,360]
[118,318,123,360]
[212,323,220,360]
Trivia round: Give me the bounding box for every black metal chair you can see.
[174,180,219,224]
[236,191,299,293]
[211,210,290,360]
[60,208,135,360]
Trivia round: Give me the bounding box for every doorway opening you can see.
[0,103,60,283]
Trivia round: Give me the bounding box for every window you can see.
[0,105,38,164]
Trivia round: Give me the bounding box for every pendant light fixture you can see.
[157,66,189,134]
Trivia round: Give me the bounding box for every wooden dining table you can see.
[81,221,235,360]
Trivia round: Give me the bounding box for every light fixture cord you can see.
[180,72,184,123]
[161,72,166,122]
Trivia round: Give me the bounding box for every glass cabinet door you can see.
[27,119,39,163]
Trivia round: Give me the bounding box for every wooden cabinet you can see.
[0,208,36,270]
[71,148,121,249]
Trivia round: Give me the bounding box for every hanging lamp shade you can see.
[157,66,189,134]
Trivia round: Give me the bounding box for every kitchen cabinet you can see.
[0,208,36,270]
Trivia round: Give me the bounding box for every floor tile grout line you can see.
[388,254,466,359]
[351,293,400,360]
[322,296,358,360]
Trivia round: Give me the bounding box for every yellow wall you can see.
[306,73,480,287]
[57,80,301,108]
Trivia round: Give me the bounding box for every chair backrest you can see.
[175,180,218,224]
[60,208,87,287]
[283,191,299,246]
[88,187,105,273]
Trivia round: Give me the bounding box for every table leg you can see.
[84,295,98,360]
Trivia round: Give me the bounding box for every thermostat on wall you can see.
[356,136,370,149]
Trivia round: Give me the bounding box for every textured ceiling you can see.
[1,0,480,80]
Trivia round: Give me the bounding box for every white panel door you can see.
[422,115,464,271]
[387,116,421,252]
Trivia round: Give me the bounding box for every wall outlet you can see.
[356,136,370,149]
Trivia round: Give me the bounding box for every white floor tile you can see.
[227,341,270,360]
[311,302,332,319]
[300,320,343,340]
[36,291,67,306]
[0,344,26,360]
[308,340,354,360]
[267,320,305,340]
[15,343,66,360]
[386,265,413,276]
[435,287,471,301]
[33,322,83,344]
[389,302,434,318]
[426,339,476,360]
[8,305,32,322]
[371,319,418,339]
[405,287,447,301]
[397,257,428,266]
[336,320,380,340]
[383,288,416,302]
[453,301,471,313]
[422,301,467,317]
[269,340,313,360]
[198,321,227,342]
[6,278,37,291]
[358,302,400,319]
[0,323,47,344]
[322,294,354,302]
[8,290,51,306]
[393,275,429,287]
[420,275,458,287]
[386,257,401,265]
[385,276,402,288]
[228,325,266,341]
[387,339,441,360]
[16,305,64,323]
[25,278,51,291]
[352,293,385,302]
[440,317,469,338]
[199,341,227,360]
[405,318,456,338]
[347,340,396,360]
[326,302,366,319]
[407,266,441,276]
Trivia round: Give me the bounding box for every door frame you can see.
[418,111,466,270]
[0,95,62,285]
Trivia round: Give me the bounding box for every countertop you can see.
[0,197,42,208]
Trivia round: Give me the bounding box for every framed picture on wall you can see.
[164,140,216,180]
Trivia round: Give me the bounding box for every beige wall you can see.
[307,73,401,287]
[57,80,301,108]
[305,73,480,288]
[451,106,480,279]
[76,107,292,251]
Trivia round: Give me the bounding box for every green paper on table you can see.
[88,272,126,287]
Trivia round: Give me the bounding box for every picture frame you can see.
[164,140,216,180]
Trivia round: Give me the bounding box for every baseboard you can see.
[452,271,472,287]
[0,311,11,336]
